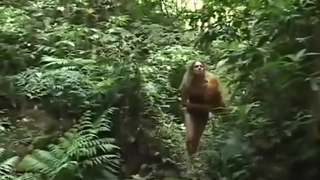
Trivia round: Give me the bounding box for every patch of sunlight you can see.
[183,0,203,10]
[160,0,203,13]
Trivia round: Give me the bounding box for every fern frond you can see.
[0,148,4,156]
[15,173,41,180]
[47,144,66,158]
[82,154,119,168]
[0,156,20,174]
[19,108,120,179]
[41,56,69,68]
[29,150,62,170]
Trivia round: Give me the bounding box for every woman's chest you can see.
[189,85,205,94]
[188,84,208,103]
[188,82,217,102]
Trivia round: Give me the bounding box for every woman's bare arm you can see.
[180,85,209,110]
[181,77,225,111]
[180,86,208,111]
[191,77,223,112]
[180,86,188,107]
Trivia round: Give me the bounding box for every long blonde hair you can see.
[179,60,211,91]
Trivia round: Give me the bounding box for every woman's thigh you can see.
[184,112,208,140]
[184,112,195,141]
[193,119,207,141]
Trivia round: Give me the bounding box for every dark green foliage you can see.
[1,0,320,180]
[0,109,119,180]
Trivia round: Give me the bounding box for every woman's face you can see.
[192,61,205,75]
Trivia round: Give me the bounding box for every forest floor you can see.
[0,105,214,180]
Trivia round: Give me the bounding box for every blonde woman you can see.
[179,60,225,157]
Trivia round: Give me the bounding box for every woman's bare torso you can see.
[186,81,209,118]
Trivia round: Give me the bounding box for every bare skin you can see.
[180,61,225,156]
[184,112,207,156]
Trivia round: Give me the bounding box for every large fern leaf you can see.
[20,109,120,180]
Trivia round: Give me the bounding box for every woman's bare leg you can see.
[191,121,207,155]
[185,112,208,156]
[185,113,195,156]
[184,113,208,179]
[184,112,197,176]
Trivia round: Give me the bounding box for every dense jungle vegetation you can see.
[0,0,319,180]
